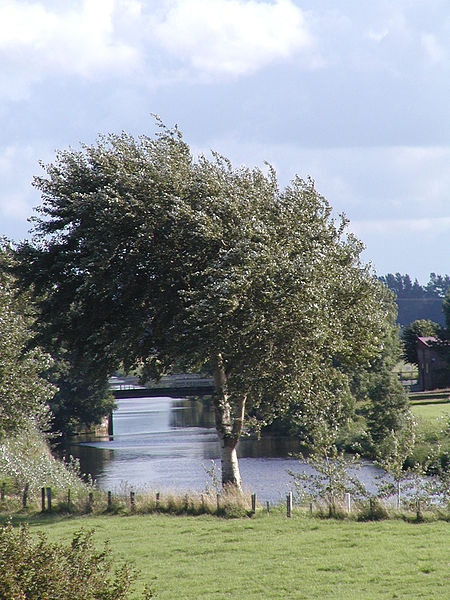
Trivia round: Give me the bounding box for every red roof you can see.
[417,336,439,347]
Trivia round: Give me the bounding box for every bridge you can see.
[110,374,215,399]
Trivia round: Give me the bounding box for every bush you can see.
[0,523,154,599]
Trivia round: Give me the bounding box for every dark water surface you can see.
[64,396,382,504]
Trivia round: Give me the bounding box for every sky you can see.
[0,0,449,282]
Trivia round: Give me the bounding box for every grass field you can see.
[410,401,450,420]
[14,512,450,600]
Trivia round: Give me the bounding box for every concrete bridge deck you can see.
[110,374,215,398]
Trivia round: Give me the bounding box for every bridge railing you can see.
[109,374,214,391]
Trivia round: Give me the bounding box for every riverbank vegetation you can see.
[0,243,93,501]
[1,461,449,523]
[3,513,448,600]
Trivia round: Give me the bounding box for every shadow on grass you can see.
[0,511,84,527]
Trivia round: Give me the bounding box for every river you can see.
[64,395,384,504]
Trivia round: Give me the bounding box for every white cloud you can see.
[153,0,313,76]
[0,0,141,99]
[0,0,316,97]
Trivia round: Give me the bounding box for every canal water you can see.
[64,396,383,504]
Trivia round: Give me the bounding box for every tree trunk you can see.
[220,437,241,490]
[210,353,245,491]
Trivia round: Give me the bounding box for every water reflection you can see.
[64,396,382,503]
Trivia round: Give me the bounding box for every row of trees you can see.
[380,273,450,299]
[380,273,450,326]
[6,122,412,489]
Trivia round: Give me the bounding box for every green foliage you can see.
[15,122,402,484]
[45,352,115,436]
[401,319,440,365]
[443,288,450,330]
[364,372,412,453]
[1,238,113,437]
[0,524,153,600]
[345,287,413,457]
[0,243,93,497]
[374,424,416,485]
[379,272,449,326]
[379,272,450,301]
[379,273,425,298]
[0,427,89,496]
[0,243,55,438]
[289,445,364,518]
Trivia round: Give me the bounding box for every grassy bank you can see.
[408,395,450,470]
[5,512,449,600]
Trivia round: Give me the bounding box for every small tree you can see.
[374,421,416,508]
[288,424,365,517]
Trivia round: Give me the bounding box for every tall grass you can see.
[0,427,91,498]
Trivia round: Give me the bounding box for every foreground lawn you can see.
[21,512,450,600]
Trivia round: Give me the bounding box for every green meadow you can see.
[17,512,450,600]
[410,400,450,420]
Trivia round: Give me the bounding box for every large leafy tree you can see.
[16,124,394,489]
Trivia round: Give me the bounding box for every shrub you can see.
[0,523,154,600]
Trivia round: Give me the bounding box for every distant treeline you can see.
[379,273,450,327]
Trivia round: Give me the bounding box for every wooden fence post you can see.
[345,493,351,513]
[156,492,160,508]
[41,487,46,512]
[67,489,71,509]
[46,487,52,513]
[1,482,6,501]
[286,491,292,518]
[22,483,29,509]
[309,501,313,514]
[108,491,112,509]
[266,501,270,515]
[251,493,256,514]
[130,491,135,510]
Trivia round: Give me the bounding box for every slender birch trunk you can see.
[211,353,246,490]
